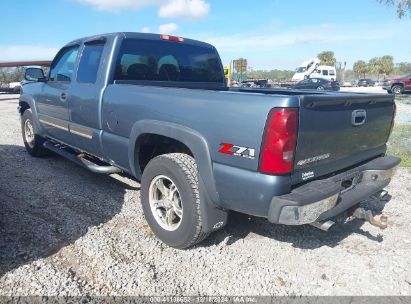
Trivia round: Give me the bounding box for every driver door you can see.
[36,45,79,142]
[297,79,311,89]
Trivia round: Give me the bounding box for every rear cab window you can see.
[114,38,224,85]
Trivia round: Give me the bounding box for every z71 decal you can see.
[219,143,255,160]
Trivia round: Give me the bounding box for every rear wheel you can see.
[317,86,324,91]
[21,109,48,157]
[391,85,403,95]
[141,153,210,249]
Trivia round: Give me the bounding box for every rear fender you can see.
[129,120,227,233]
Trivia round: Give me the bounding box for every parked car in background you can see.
[341,81,353,87]
[357,79,375,87]
[240,82,254,88]
[240,79,270,88]
[288,78,340,91]
[382,73,411,95]
[8,82,21,93]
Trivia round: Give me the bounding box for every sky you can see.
[0,0,410,70]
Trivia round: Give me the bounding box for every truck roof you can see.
[64,32,215,49]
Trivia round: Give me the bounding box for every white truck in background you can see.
[292,58,336,82]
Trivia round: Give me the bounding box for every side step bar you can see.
[43,141,122,174]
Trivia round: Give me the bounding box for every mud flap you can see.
[198,177,228,233]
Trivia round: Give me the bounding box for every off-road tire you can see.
[141,153,210,249]
[21,109,48,157]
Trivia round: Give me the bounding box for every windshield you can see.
[114,39,224,83]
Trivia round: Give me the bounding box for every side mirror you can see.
[24,67,45,82]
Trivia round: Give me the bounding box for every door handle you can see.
[60,92,67,102]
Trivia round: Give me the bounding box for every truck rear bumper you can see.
[268,156,400,225]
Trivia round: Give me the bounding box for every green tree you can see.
[317,51,336,66]
[377,0,411,18]
[368,57,383,79]
[379,55,394,76]
[247,69,294,81]
[397,62,411,73]
[353,60,369,78]
[368,56,394,79]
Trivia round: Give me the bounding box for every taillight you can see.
[160,34,184,42]
[259,108,298,175]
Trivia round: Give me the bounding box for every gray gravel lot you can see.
[0,93,411,296]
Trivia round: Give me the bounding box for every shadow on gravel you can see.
[204,195,391,249]
[0,144,139,277]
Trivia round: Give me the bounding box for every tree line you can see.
[353,56,393,80]
[234,49,410,82]
[0,67,25,85]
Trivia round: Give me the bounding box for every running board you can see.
[43,141,122,174]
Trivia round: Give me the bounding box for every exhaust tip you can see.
[309,220,335,231]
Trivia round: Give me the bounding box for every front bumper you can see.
[268,156,400,225]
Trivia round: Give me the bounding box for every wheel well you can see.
[136,134,193,173]
[19,101,30,115]
[392,83,404,88]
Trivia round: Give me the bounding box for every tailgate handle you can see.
[352,109,366,126]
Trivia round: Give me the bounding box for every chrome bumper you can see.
[268,156,400,225]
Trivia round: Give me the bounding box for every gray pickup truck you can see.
[20,32,400,248]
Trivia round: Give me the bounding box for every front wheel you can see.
[391,85,403,95]
[141,153,210,249]
[21,109,48,157]
[317,86,325,91]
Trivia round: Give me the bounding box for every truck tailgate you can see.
[292,94,395,184]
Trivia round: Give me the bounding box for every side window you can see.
[77,43,105,84]
[322,70,329,76]
[49,46,79,82]
[329,70,335,76]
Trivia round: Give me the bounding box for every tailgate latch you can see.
[351,109,367,126]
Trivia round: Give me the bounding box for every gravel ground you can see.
[1,94,411,296]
